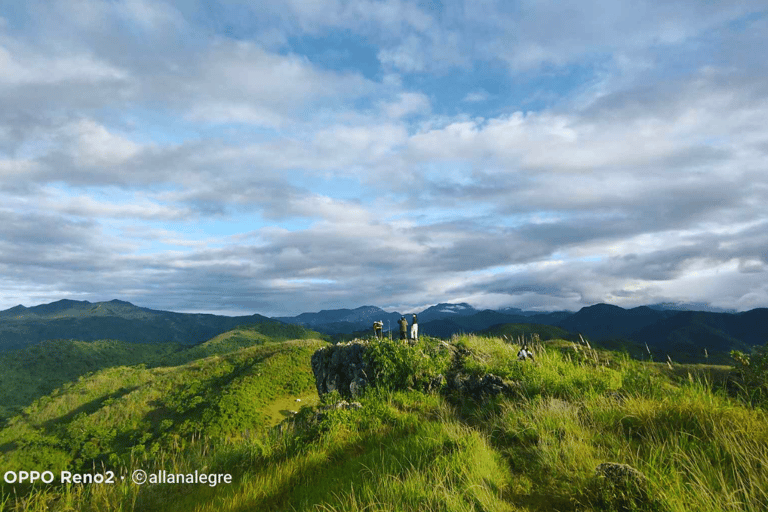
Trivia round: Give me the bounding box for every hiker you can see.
[410,314,418,341]
[398,316,408,341]
[517,345,534,361]
[373,320,383,339]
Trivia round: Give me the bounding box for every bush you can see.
[731,343,768,407]
[364,338,450,392]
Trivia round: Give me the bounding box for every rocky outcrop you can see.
[311,341,370,399]
[444,372,522,400]
[311,339,525,401]
[592,462,658,511]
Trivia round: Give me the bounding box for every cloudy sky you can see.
[1,1,767,316]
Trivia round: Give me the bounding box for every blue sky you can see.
[0,0,767,316]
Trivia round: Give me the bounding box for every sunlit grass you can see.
[2,334,766,511]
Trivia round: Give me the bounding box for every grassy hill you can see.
[0,299,281,352]
[0,321,325,423]
[0,339,184,421]
[2,331,767,511]
[0,336,327,479]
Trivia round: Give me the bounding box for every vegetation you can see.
[2,330,768,511]
[0,323,324,423]
[730,343,768,408]
[0,340,184,421]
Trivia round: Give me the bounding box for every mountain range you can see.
[271,301,768,362]
[2,299,767,363]
[0,299,274,351]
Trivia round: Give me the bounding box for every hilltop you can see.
[0,321,324,422]
[1,324,767,511]
[0,299,277,351]
[6,299,768,364]
[279,302,768,363]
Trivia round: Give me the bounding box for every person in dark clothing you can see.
[410,314,418,341]
[398,316,408,341]
[373,320,383,339]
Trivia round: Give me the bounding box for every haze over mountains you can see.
[0,299,273,351]
[2,299,767,364]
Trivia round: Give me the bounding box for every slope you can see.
[0,335,327,477]
[4,334,767,512]
[0,299,277,351]
[0,321,325,424]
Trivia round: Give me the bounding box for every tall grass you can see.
[3,334,767,511]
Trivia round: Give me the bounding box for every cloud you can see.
[382,92,431,118]
[462,90,490,103]
[182,41,375,126]
[0,1,766,316]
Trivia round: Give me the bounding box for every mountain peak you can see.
[107,299,135,306]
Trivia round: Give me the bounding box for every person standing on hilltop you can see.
[410,314,418,341]
[398,316,408,341]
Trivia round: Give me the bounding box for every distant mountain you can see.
[557,304,677,340]
[631,309,768,351]
[276,302,575,336]
[276,305,403,334]
[0,299,278,351]
[416,303,478,323]
[480,323,577,342]
[550,304,768,363]
[647,302,737,314]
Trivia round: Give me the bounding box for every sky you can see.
[1,0,767,317]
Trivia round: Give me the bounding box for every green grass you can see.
[0,337,327,479]
[0,339,186,421]
[0,323,325,423]
[2,333,767,512]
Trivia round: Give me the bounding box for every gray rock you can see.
[311,341,370,399]
[444,372,520,400]
[593,462,656,510]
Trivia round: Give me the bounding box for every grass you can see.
[2,333,767,511]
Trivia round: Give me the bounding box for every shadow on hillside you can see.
[40,386,140,431]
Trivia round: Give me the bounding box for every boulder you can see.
[592,462,658,511]
[311,340,370,399]
[444,372,520,400]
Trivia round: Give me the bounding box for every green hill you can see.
[0,321,325,423]
[0,336,327,478]
[0,299,281,351]
[2,333,767,512]
[0,339,183,421]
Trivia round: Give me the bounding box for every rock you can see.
[311,341,370,399]
[311,400,364,422]
[593,462,656,510]
[444,372,520,400]
[605,391,626,405]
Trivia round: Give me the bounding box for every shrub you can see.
[363,338,450,392]
[730,343,768,407]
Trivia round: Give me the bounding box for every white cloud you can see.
[462,90,490,103]
[383,92,431,118]
[0,45,128,86]
[182,41,375,126]
[0,1,766,315]
[66,119,141,168]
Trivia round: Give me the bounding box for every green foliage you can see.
[363,337,451,392]
[0,324,325,423]
[4,330,768,512]
[0,339,184,421]
[0,338,327,482]
[731,343,768,407]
